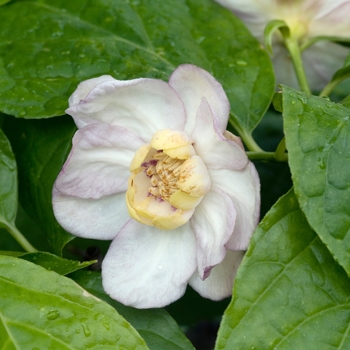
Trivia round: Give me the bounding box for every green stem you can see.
[5,223,37,253]
[319,69,350,96]
[319,81,338,97]
[247,151,288,162]
[283,36,311,95]
[274,137,287,162]
[228,118,263,153]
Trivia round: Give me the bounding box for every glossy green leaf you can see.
[20,251,96,275]
[0,250,22,257]
[0,255,148,349]
[0,128,17,228]
[0,0,274,132]
[0,128,36,252]
[282,86,350,274]
[3,116,76,255]
[216,189,350,349]
[71,270,195,350]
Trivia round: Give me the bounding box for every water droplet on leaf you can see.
[46,309,60,320]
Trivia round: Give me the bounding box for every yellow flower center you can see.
[273,1,311,42]
[126,129,211,230]
[287,18,308,42]
[146,152,184,200]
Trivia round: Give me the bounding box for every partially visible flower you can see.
[52,64,260,308]
[215,0,350,90]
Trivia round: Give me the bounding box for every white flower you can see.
[52,64,260,308]
[215,0,350,90]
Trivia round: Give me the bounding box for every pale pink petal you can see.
[52,189,129,240]
[302,41,349,91]
[68,75,116,106]
[54,124,144,199]
[67,78,186,140]
[102,220,197,308]
[190,187,236,280]
[169,64,230,135]
[209,163,260,250]
[269,40,347,91]
[189,250,245,301]
[312,1,350,37]
[271,44,300,89]
[191,98,248,170]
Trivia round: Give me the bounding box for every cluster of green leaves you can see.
[1,0,350,349]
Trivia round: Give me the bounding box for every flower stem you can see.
[319,81,338,97]
[247,151,288,162]
[274,137,287,162]
[283,36,311,95]
[5,223,37,253]
[228,117,263,152]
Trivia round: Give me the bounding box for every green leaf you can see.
[216,189,350,349]
[0,250,23,257]
[0,128,37,252]
[20,251,96,275]
[0,255,148,349]
[71,270,195,350]
[0,128,17,228]
[0,0,274,133]
[0,0,12,6]
[272,92,283,112]
[3,116,76,255]
[282,85,350,274]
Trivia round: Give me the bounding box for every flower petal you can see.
[209,162,260,250]
[312,0,350,37]
[102,220,196,308]
[54,124,144,199]
[191,98,248,170]
[52,189,129,240]
[302,41,349,91]
[169,64,230,135]
[66,77,187,140]
[190,187,236,279]
[68,75,116,106]
[272,41,348,91]
[189,250,245,301]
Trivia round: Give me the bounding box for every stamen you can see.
[150,175,158,187]
[146,165,156,177]
[144,151,185,201]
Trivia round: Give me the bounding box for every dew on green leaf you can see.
[46,309,60,320]
[82,321,92,337]
[103,323,110,331]
[317,156,326,169]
